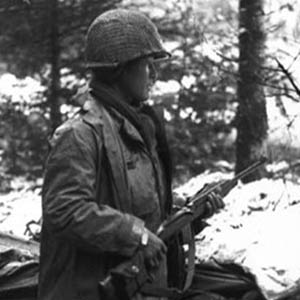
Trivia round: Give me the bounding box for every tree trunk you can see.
[235,0,268,182]
[48,0,61,131]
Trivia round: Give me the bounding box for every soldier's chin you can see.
[133,91,149,105]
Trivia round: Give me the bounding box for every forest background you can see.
[1,0,300,189]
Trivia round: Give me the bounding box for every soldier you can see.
[38,9,224,300]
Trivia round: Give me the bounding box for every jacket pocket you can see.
[124,149,159,218]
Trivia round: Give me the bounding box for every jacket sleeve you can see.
[42,121,143,257]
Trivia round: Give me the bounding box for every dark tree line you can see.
[0,0,120,129]
[0,0,120,174]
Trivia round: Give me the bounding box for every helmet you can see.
[85,9,171,68]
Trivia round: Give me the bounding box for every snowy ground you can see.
[1,168,300,300]
[175,171,300,300]
[0,177,42,238]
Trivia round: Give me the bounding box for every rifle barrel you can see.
[189,156,267,203]
[232,157,267,182]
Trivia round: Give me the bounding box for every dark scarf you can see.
[89,79,154,152]
[89,79,173,214]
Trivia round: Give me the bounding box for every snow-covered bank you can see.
[177,174,300,300]
[1,172,300,300]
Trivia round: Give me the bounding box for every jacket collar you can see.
[82,91,145,146]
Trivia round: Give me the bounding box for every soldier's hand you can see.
[142,229,167,270]
[203,191,225,218]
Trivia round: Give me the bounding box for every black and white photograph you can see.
[0,1,300,300]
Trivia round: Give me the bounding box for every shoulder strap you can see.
[182,225,196,291]
[141,225,196,299]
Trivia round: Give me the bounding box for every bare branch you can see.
[275,58,300,97]
[287,49,300,70]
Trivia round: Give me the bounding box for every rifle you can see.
[99,157,267,300]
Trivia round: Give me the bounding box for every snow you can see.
[192,176,300,300]
[181,75,196,89]
[0,177,42,239]
[163,41,181,53]
[267,96,300,148]
[0,73,45,104]
[152,79,181,96]
[1,170,300,299]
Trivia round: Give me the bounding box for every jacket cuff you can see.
[118,214,145,257]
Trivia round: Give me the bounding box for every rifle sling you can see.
[141,225,195,299]
[182,225,196,291]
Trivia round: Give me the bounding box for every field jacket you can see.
[38,87,173,300]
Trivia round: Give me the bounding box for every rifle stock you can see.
[99,157,267,299]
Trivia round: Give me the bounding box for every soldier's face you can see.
[120,57,157,105]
